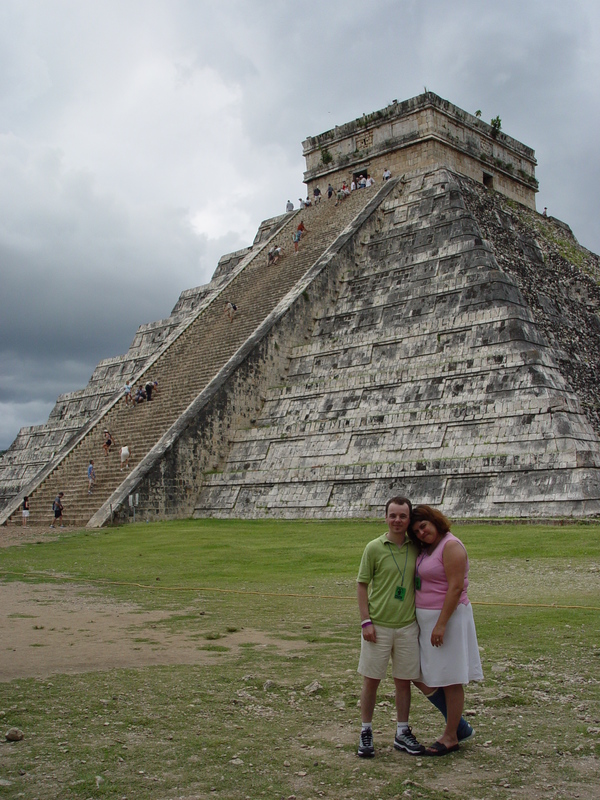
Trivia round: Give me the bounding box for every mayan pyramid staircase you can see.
[1,183,386,527]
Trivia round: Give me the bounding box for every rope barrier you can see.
[1,571,599,611]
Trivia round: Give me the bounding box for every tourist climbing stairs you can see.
[3,185,384,527]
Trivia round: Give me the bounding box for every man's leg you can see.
[392,678,424,754]
[360,676,380,724]
[393,677,411,724]
[358,676,379,758]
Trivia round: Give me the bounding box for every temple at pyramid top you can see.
[302,91,538,209]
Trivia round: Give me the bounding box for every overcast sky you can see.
[1,0,600,450]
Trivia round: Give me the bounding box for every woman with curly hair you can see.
[410,505,483,756]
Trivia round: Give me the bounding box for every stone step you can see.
[225,410,596,453]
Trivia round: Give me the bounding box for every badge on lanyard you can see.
[394,585,406,601]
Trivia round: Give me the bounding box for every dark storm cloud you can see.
[1,0,599,449]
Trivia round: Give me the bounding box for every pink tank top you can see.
[415,532,469,609]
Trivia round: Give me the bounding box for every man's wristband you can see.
[361,619,373,628]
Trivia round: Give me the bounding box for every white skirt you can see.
[416,603,484,687]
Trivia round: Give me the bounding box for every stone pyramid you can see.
[2,92,600,525]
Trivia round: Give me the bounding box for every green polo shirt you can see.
[357,533,418,628]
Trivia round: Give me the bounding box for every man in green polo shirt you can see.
[356,496,424,758]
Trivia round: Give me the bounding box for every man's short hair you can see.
[385,496,412,515]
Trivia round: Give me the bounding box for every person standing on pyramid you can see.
[88,460,96,494]
[296,220,308,240]
[102,429,114,456]
[145,379,157,401]
[120,444,131,471]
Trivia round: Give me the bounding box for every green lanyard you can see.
[386,540,409,600]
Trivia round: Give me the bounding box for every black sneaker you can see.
[358,727,375,758]
[393,726,425,755]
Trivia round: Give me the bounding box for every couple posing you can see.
[357,496,483,758]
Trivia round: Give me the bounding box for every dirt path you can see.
[0,526,305,681]
[0,580,305,682]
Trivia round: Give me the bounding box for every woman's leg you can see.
[439,684,464,747]
[414,682,474,740]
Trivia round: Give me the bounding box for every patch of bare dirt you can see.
[0,524,61,549]
[0,581,306,682]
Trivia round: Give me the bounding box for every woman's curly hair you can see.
[408,504,451,547]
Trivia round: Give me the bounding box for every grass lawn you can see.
[0,519,599,800]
